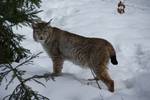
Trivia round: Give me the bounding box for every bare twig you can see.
[89,68,101,89]
[89,67,104,100]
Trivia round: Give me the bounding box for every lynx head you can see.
[32,19,53,43]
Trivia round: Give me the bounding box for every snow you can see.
[1,0,150,100]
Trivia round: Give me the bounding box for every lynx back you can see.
[32,20,118,92]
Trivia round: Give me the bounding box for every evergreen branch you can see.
[0,0,52,99]
[1,52,52,100]
[24,73,55,83]
[3,83,49,100]
[15,52,43,69]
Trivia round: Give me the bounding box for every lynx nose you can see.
[39,36,43,40]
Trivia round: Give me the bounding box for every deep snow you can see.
[1,0,150,100]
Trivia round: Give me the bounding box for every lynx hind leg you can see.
[52,57,64,76]
[96,66,114,92]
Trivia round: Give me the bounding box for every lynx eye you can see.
[34,30,39,33]
[43,30,47,33]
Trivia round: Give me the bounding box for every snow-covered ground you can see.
[1,0,150,100]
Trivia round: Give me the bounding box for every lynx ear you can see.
[47,19,53,26]
[32,22,36,28]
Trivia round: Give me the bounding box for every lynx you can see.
[32,20,118,92]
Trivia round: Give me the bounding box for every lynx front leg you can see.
[52,57,64,76]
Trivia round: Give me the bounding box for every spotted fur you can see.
[32,21,118,92]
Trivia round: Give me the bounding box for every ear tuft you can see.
[47,19,53,26]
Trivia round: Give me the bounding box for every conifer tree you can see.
[0,0,41,63]
[0,0,52,100]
